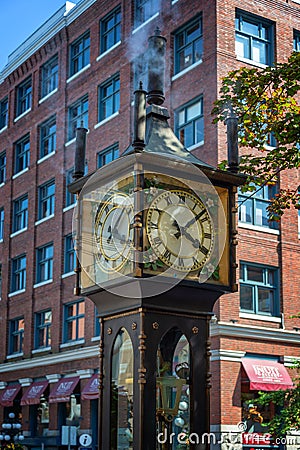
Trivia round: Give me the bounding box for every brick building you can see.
[0,0,299,448]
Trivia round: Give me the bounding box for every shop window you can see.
[174,16,203,74]
[11,255,26,293]
[175,97,204,149]
[12,195,28,234]
[235,11,274,66]
[238,184,278,230]
[100,6,121,53]
[41,55,58,98]
[240,262,279,316]
[69,32,90,76]
[36,243,53,284]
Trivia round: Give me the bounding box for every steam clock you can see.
[69,29,244,450]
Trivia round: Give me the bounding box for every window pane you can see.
[187,102,200,121]
[240,285,254,310]
[258,288,273,313]
[239,198,253,223]
[235,35,250,59]
[242,20,260,37]
[247,266,263,282]
[252,40,267,64]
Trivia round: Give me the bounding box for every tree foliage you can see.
[212,52,300,219]
[252,361,300,437]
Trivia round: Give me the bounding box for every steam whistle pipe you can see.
[225,112,239,173]
[147,27,167,106]
[73,126,88,180]
[133,81,147,150]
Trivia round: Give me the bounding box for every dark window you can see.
[0,208,4,240]
[16,77,32,117]
[9,317,24,354]
[174,17,203,74]
[235,12,274,65]
[94,307,100,337]
[293,30,300,51]
[0,97,8,129]
[65,168,76,207]
[0,151,6,184]
[238,184,278,229]
[11,255,26,292]
[69,32,90,76]
[63,300,85,343]
[64,234,75,274]
[97,144,119,168]
[38,180,55,220]
[35,310,52,349]
[12,195,28,233]
[135,0,159,27]
[14,135,30,174]
[41,55,58,98]
[40,116,56,158]
[36,243,53,283]
[175,97,204,148]
[68,95,88,141]
[0,264,2,299]
[100,7,121,53]
[240,262,278,315]
[98,74,120,122]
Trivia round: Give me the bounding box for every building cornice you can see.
[210,321,300,344]
[0,0,97,83]
[0,345,99,374]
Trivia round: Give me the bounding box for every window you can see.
[38,179,55,220]
[293,30,300,51]
[94,307,100,336]
[135,0,159,27]
[65,168,76,207]
[68,95,88,141]
[235,12,274,65]
[0,264,2,299]
[14,135,30,174]
[12,195,28,233]
[175,97,204,149]
[9,317,24,355]
[63,300,85,343]
[35,310,52,349]
[64,234,75,274]
[69,32,90,76]
[100,7,121,53]
[0,208,4,240]
[41,55,58,98]
[0,97,8,129]
[98,74,120,122]
[240,262,278,315]
[36,243,54,284]
[11,255,26,292]
[97,144,119,168]
[16,77,32,117]
[40,116,56,158]
[174,16,203,74]
[238,184,278,229]
[0,151,6,184]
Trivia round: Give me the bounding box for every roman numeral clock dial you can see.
[146,190,214,273]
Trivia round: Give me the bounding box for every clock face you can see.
[94,192,134,273]
[146,190,214,272]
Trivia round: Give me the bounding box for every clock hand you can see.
[173,223,200,248]
[184,209,207,230]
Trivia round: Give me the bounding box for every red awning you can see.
[49,377,79,403]
[0,384,21,407]
[242,358,294,391]
[81,374,99,400]
[21,381,48,406]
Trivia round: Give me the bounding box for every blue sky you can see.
[0,0,76,70]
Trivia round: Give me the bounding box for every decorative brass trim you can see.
[192,326,199,334]
[107,327,112,335]
[132,322,137,330]
[152,322,159,330]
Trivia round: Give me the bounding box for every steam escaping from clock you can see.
[72,152,227,299]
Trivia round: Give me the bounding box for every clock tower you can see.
[69,29,245,450]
